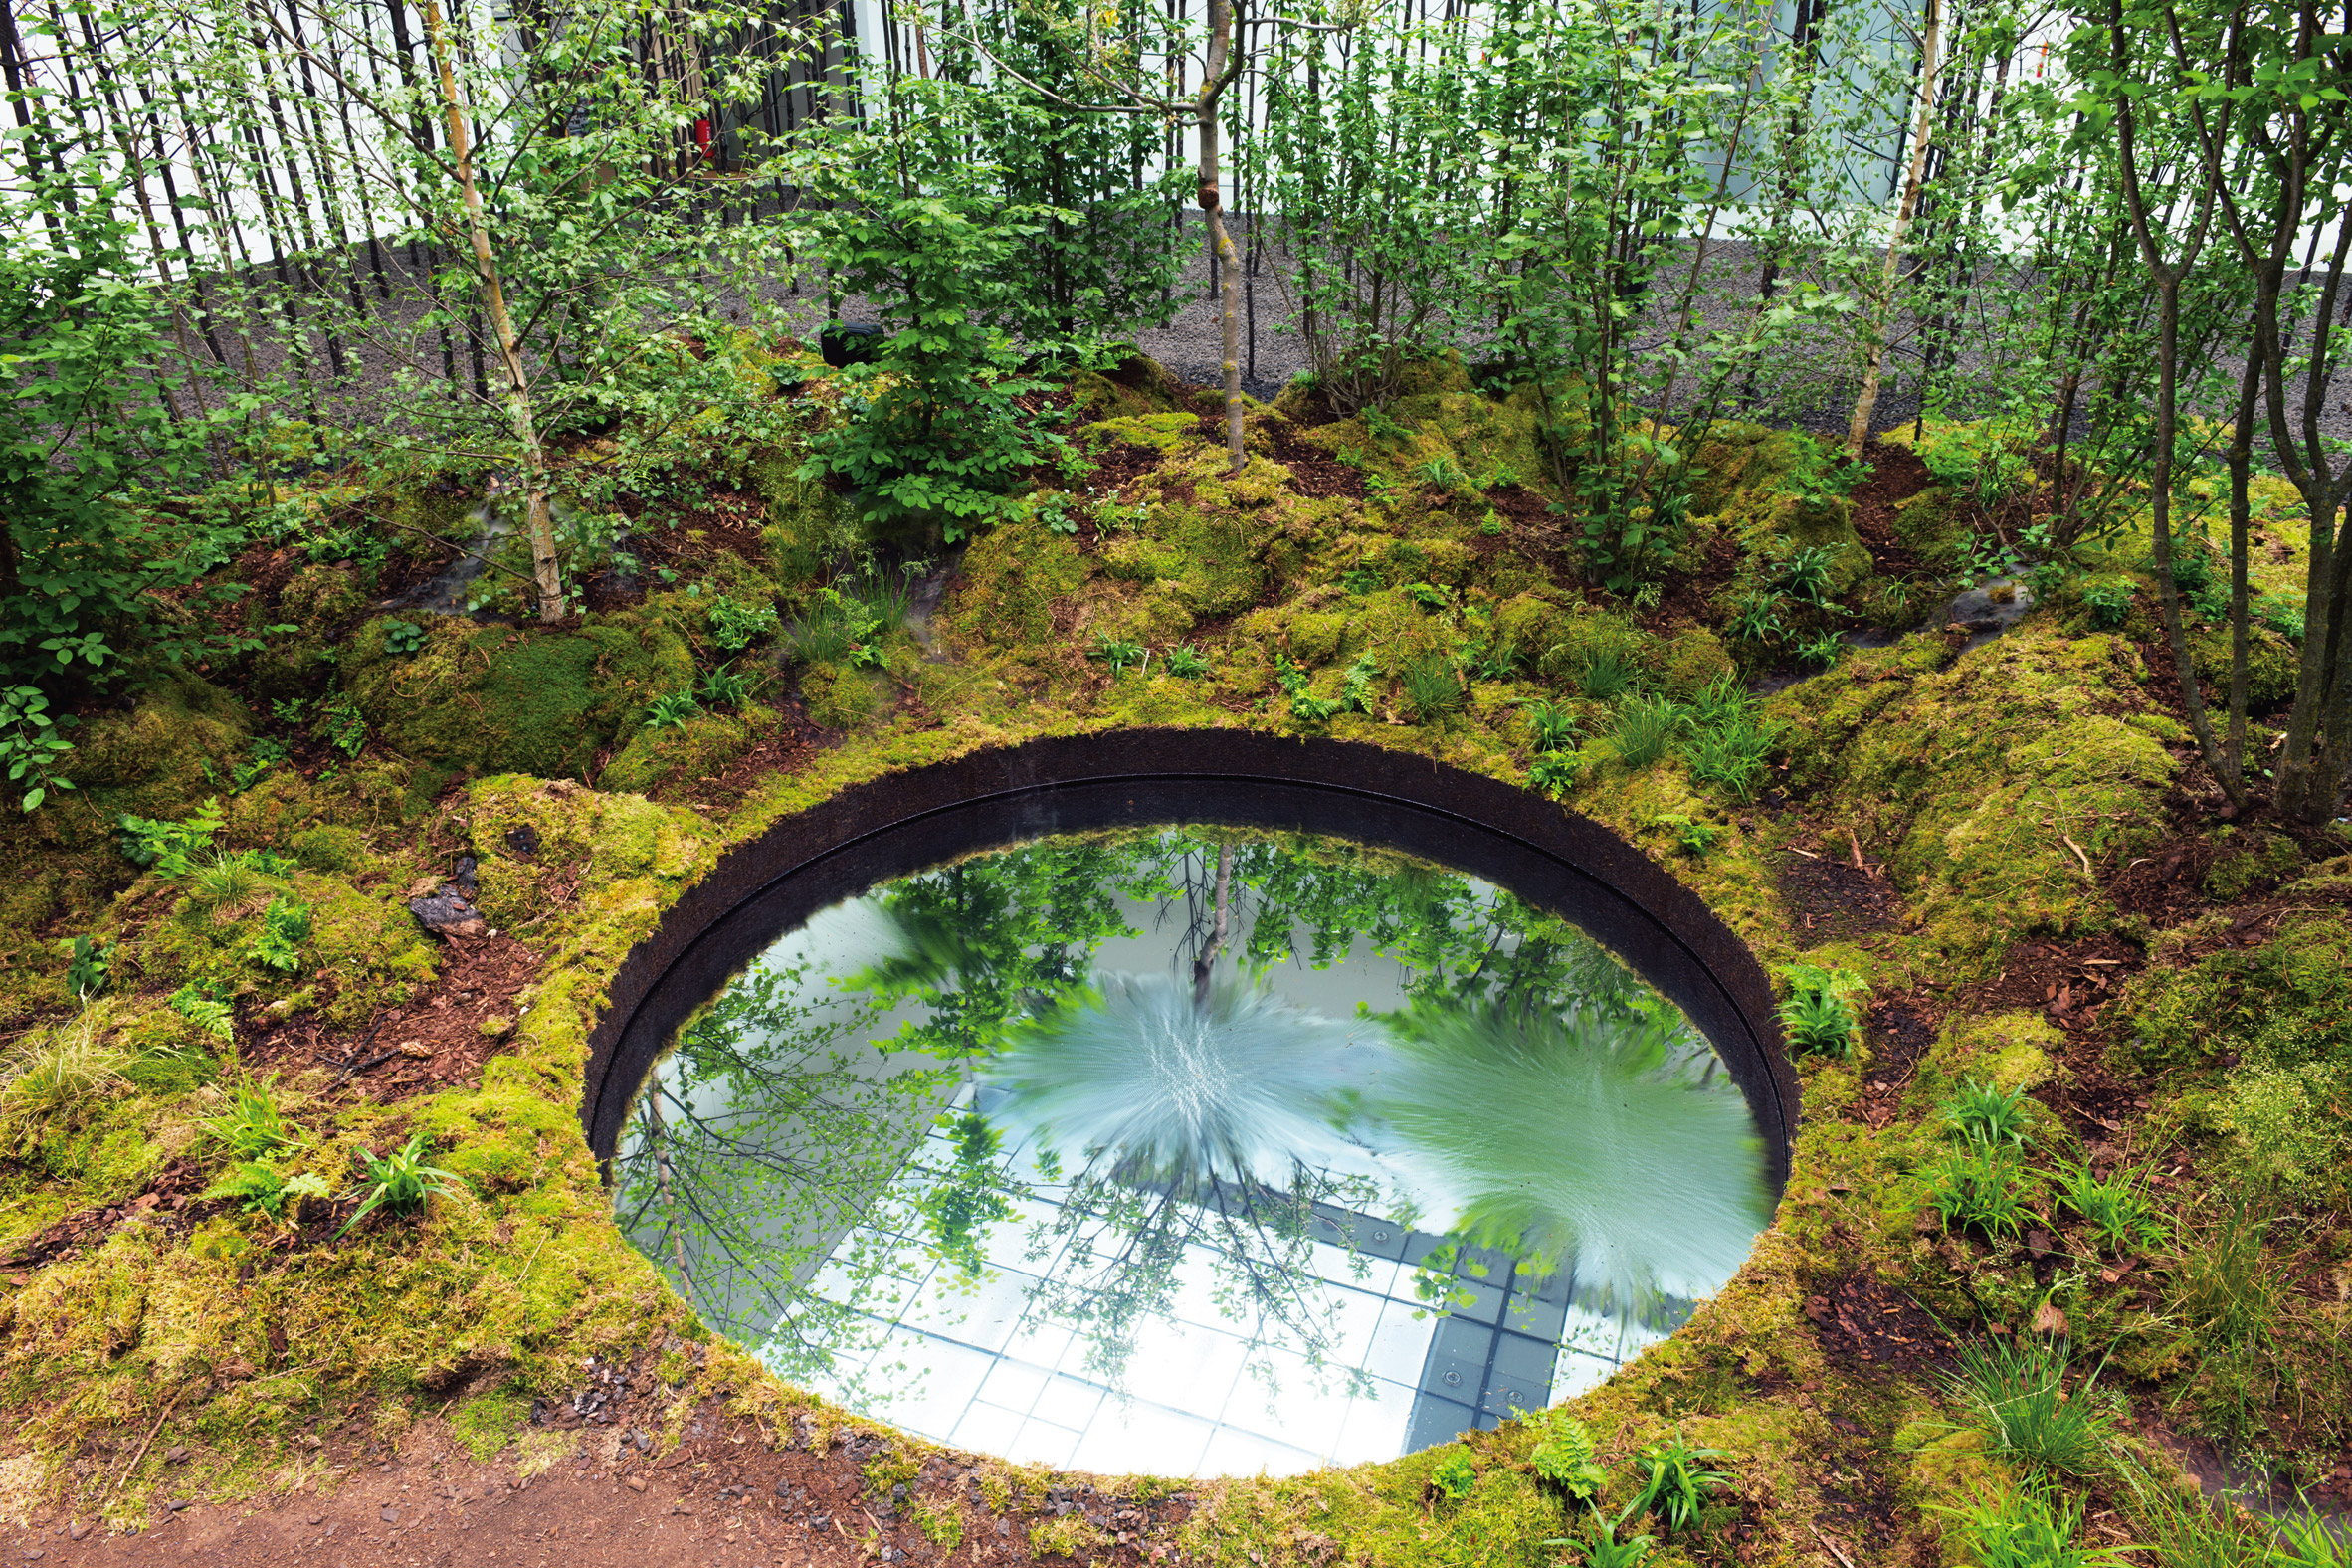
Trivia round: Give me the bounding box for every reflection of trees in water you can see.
[611,962,956,1392]
[615,827,1767,1409]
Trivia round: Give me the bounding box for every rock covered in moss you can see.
[343,613,693,781]
[2187,620,2298,708]
[601,708,758,794]
[463,776,708,932]
[798,663,888,730]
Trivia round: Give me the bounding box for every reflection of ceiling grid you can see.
[772,1089,1666,1476]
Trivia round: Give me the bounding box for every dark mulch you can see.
[237,933,542,1103]
[1260,416,1369,502]
[1774,836,1905,942]
[1846,439,1937,582]
[1860,995,1941,1126]
[1803,1271,1959,1373]
[1,1156,217,1273]
[1085,439,1179,496]
[1953,931,2145,1042]
[624,490,772,575]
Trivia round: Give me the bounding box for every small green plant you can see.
[1340,567,1381,595]
[1091,637,1146,676]
[170,982,236,1042]
[339,1131,464,1237]
[1275,655,1342,722]
[1777,963,1863,1057]
[1415,456,1467,489]
[1,686,77,811]
[1166,645,1210,679]
[786,570,908,668]
[2079,580,2132,630]
[1627,1436,1728,1535]
[270,696,308,725]
[1726,590,1788,645]
[250,895,312,973]
[1946,1486,2133,1568]
[645,691,702,730]
[1779,546,1841,607]
[64,935,109,1001]
[1526,1408,1608,1503]
[1795,631,1846,668]
[1523,697,1578,752]
[2250,591,2305,639]
[1660,815,1722,859]
[1401,653,1464,722]
[1362,404,1412,447]
[187,854,270,922]
[1610,694,1685,769]
[1577,650,1637,700]
[907,1495,965,1551]
[705,594,782,651]
[2051,1162,2160,1254]
[1429,1445,1478,1501]
[1549,1516,1653,1568]
[1941,1079,2034,1147]
[1035,493,1080,534]
[1340,652,1381,713]
[1479,510,1506,535]
[1922,1141,2031,1240]
[1530,751,1582,796]
[382,620,428,656]
[1678,688,1778,800]
[695,665,751,709]
[1947,1336,2115,1476]
[205,1081,304,1161]
[228,737,290,793]
[117,798,226,878]
[1404,581,1451,609]
[203,1161,331,1221]
[316,691,367,757]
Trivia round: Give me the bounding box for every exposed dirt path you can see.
[10,1401,1189,1568]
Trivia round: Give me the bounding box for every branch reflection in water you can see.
[613,828,1770,1470]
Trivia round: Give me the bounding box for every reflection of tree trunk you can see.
[1192,842,1233,1008]
[644,1094,695,1308]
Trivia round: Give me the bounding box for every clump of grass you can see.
[1941,1078,2034,1147]
[205,1080,304,1160]
[2051,1162,2160,1254]
[1675,678,1777,798]
[1610,693,1685,768]
[339,1131,464,1238]
[186,853,272,924]
[0,1012,127,1126]
[1947,1336,2116,1475]
[1947,1486,2133,1567]
[1522,696,1578,752]
[1627,1434,1729,1536]
[1401,653,1464,721]
[1922,1141,2031,1240]
[1578,649,1638,699]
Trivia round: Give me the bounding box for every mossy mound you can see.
[2187,620,2298,709]
[600,709,758,795]
[343,614,694,781]
[946,519,1094,650]
[462,776,710,933]
[1769,625,2179,963]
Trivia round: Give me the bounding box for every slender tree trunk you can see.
[421,0,565,622]
[1198,0,1244,472]
[2222,334,2263,782]
[2147,278,2241,805]
[1846,0,1943,458]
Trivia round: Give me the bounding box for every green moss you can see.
[2199,825,2302,901]
[290,825,366,875]
[799,663,889,731]
[1656,627,1736,697]
[1768,626,2177,966]
[601,709,756,794]
[2187,621,2298,709]
[947,519,1093,648]
[2117,913,2352,1077]
[343,614,693,781]
[449,1384,532,1460]
[1082,411,1204,454]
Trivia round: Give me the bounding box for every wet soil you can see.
[6,1389,1194,1568]
[1804,1271,1959,1375]
[1772,834,1905,943]
[1843,440,1936,587]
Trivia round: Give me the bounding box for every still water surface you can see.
[615,829,1768,1475]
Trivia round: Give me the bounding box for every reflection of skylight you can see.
[770,1085,1668,1476]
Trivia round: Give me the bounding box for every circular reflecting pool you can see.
[612,826,1771,1476]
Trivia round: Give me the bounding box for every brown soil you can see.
[1803,1271,1958,1374]
[669,701,830,816]
[1257,416,1369,502]
[1772,835,1904,942]
[1844,440,1936,585]
[8,1392,1194,1568]
[237,933,543,1105]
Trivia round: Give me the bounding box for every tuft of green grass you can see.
[1523,696,1578,752]
[1610,693,1684,768]
[1166,644,1210,679]
[1947,1486,2134,1567]
[1627,1435,1729,1536]
[340,1131,465,1238]
[1948,1336,2116,1475]
[1401,653,1465,721]
[1940,1078,2034,1147]
[205,1081,305,1161]
[2051,1162,2160,1254]
[644,691,701,730]
[1777,963,1862,1058]
[1922,1142,2031,1240]
[1578,650,1638,700]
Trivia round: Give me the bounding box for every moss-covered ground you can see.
[1,341,2347,1566]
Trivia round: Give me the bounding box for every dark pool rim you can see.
[580,729,1802,1195]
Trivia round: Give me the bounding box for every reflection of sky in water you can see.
[618,834,1769,1476]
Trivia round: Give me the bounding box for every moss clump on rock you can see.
[343,614,693,781]
[601,709,757,795]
